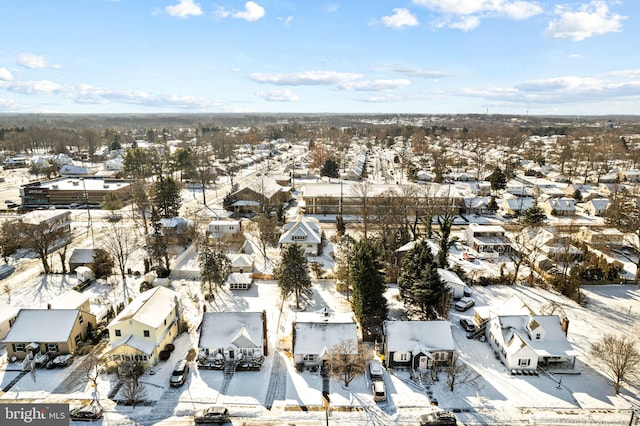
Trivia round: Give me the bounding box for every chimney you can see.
[47,303,51,310]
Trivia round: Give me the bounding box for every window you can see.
[79,314,84,324]
[394,352,409,362]
[535,333,541,340]
[293,235,306,241]
[46,343,59,352]
[164,319,167,326]
[115,329,121,337]
[75,333,82,345]
[143,330,150,337]
[13,343,25,352]
[518,358,531,367]
[303,354,316,362]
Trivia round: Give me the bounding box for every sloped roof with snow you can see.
[5,309,81,342]
[278,217,322,245]
[293,321,358,355]
[108,334,156,356]
[50,289,90,310]
[110,286,179,329]
[199,311,264,349]
[383,320,454,352]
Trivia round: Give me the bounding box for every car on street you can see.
[170,359,190,387]
[194,406,230,424]
[459,317,476,332]
[372,380,386,402]
[454,297,475,312]
[70,401,103,421]
[419,410,457,425]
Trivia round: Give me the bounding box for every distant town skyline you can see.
[0,1,638,116]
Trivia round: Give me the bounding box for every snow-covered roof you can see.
[278,217,322,246]
[69,248,96,265]
[49,289,90,310]
[383,320,454,352]
[294,321,358,355]
[395,239,440,256]
[497,315,576,358]
[159,217,189,229]
[199,312,264,349]
[229,253,255,269]
[437,268,465,288]
[5,309,81,342]
[110,286,179,329]
[226,273,253,285]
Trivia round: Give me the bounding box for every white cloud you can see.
[605,69,640,77]
[569,53,582,59]
[0,68,13,81]
[545,1,624,41]
[412,0,542,30]
[256,89,299,102]
[449,16,480,31]
[165,0,203,18]
[213,5,231,19]
[250,70,362,86]
[0,98,27,111]
[381,8,419,29]
[376,64,446,79]
[17,53,62,69]
[0,80,62,94]
[232,1,265,22]
[338,79,411,91]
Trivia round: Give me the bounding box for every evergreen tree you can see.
[153,175,181,218]
[199,245,231,298]
[436,209,456,268]
[398,240,450,319]
[520,204,547,227]
[350,239,388,339]
[149,208,170,275]
[320,158,340,179]
[488,167,507,193]
[274,243,312,309]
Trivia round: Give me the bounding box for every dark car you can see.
[170,359,190,388]
[459,317,476,332]
[194,406,230,424]
[70,402,103,421]
[419,410,457,425]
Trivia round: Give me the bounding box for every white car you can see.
[455,297,475,312]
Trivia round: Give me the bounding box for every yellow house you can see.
[105,286,182,366]
[5,308,96,360]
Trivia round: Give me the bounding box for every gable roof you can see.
[108,334,156,356]
[293,321,358,355]
[5,309,81,342]
[69,248,96,265]
[49,289,90,310]
[383,320,454,352]
[278,217,322,245]
[110,286,179,329]
[199,311,264,349]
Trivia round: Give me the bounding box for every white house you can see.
[198,311,266,371]
[279,216,322,256]
[226,272,253,290]
[487,314,576,372]
[437,268,471,299]
[228,253,255,274]
[208,219,241,239]
[292,311,358,369]
[583,198,610,217]
[465,223,511,257]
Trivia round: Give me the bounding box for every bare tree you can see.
[444,353,481,392]
[130,180,153,235]
[102,221,139,292]
[118,360,147,407]
[327,340,366,388]
[248,214,279,264]
[590,334,640,394]
[351,180,373,238]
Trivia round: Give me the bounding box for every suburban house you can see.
[208,219,241,239]
[381,320,454,370]
[18,210,72,239]
[465,223,511,257]
[522,227,583,263]
[49,289,91,312]
[487,314,576,372]
[226,272,253,290]
[228,253,255,273]
[0,300,20,341]
[437,268,471,299]
[583,198,610,217]
[577,226,625,248]
[104,286,182,366]
[156,217,191,245]
[619,169,640,182]
[197,311,266,370]
[542,198,577,216]
[278,216,323,256]
[292,311,358,369]
[229,176,290,216]
[500,197,534,216]
[4,308,97,361]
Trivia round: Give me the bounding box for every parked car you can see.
[194,406,230,424]
[459,317,476,332]
[170,359,190,387]
[419,410,457,425]
[454,297,475,312]
[372,380,386,402]
[70,401,103,421]
[368,359,384,380]
[463,252,476,261]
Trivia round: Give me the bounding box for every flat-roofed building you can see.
[20,177,131,207]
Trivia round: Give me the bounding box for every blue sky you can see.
[0,0,638,115]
